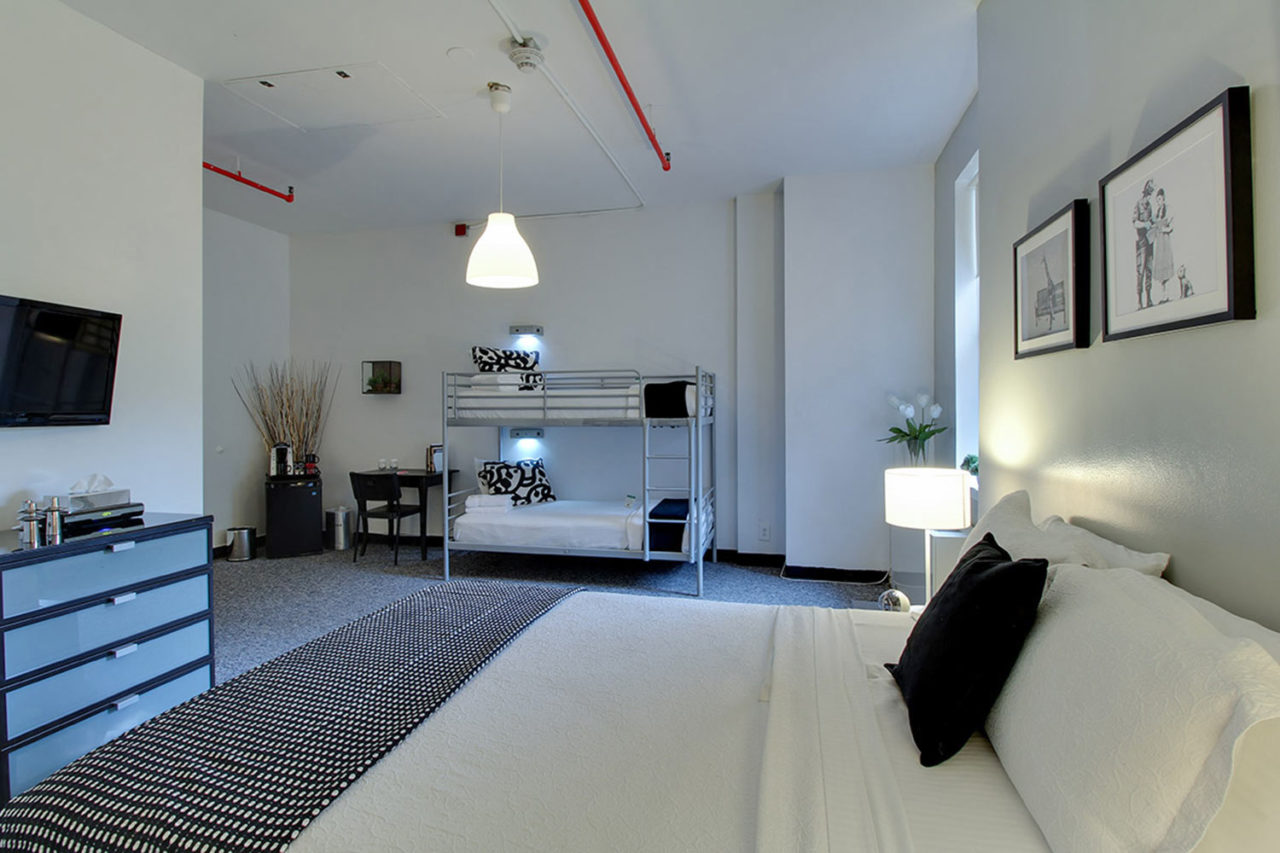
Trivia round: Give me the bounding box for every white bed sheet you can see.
[453,498,712,553]
[453,385,642,420]
[291,594,1049,852]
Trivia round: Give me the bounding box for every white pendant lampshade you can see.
[466,212,539,288]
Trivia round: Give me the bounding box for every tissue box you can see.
[42,488,132,511]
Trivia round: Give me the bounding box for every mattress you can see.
[452,385,642,421]
[291,594,1049,852]
[452,498,712,553]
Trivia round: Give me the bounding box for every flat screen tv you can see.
[0,295,122,427]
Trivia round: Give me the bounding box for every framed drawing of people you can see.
[1099,86,1254,342]
[1013,199,1090,358]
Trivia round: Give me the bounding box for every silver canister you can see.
[18,500,42,548]
[44,496,67,546]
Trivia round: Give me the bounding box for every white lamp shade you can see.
[884,467,972,530]
[466,212,539,288]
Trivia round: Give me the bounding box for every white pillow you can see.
[469,372,521,392]
[961,490,1169,575]
[1165,584,1280,665]
[986,565,1280,852]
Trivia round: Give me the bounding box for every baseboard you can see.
[213,534,444,559]
[781,565,889,584]
[718,550,785,568]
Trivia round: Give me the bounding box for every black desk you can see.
[353,468,454,560]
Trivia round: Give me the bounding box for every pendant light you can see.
[466,82,539,289]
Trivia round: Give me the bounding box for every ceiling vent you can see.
[222,61,445,130]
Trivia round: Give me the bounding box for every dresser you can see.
[0,513,214,801]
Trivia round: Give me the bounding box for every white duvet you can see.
[452,498,712,553]
[291,594,1048,852]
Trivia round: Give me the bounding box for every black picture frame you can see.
[1013,199,1090,358]
[1099,86,1254,341]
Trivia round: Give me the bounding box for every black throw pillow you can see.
[885,532,1047,767]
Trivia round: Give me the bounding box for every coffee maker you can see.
[270,442,294,477]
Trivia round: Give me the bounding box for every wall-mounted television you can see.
[0,295,122,427]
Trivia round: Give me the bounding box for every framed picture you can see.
[1100,86,1254,341]
[1013,199,1090,358]
[427,444,444,473]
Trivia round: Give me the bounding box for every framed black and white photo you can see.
[1013,199,1089,359]
[1100,86,1254,341]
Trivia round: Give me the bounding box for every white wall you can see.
[203,210,291,546]
[976,0,1280,627]
[735,190,786,555]
[0,0,204,520]
[288,201,738,546]
[783,168,935,569]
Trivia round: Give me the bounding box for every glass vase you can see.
[907,440,928,466]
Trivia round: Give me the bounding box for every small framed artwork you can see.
[1099,86,1254,341]
[427,444,444,473]
[1013,199,1090,358]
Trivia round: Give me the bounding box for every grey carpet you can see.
[212,546,889,683]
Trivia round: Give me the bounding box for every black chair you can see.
[349,471,423,565]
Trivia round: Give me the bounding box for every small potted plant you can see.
[879,393,947,465]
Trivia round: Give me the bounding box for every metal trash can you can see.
[227,526,257,562]
[325,507,352,551]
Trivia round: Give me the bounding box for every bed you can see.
[441,364,717,594]
[2,492,1277,851]
[451,496,712,553]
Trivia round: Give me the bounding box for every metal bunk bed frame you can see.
[440,367,716,596]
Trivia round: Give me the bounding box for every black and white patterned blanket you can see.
[0,580,579,852]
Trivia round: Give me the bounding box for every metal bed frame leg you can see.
[441,371,450,582]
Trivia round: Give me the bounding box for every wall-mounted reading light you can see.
[510,324,543,351]
[510,428,544,439]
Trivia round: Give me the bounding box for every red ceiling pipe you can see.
[575,0,671,172]
[202,161,295,203]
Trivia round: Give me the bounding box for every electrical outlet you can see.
[758,523,771,541]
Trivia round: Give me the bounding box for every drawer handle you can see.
[111,694,140,712]
[108,592,137,606]
[108,541,137,553]
[109,643,139,659]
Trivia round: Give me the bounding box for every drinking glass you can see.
[390,458,399,471]
[378,458,388,470]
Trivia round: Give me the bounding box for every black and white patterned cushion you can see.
[471,346,543,390]
[477,458,556,506]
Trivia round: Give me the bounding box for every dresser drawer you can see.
[2,529,207,619]
[5,665,210,799]
[6,620,210,740]
[3,575,208,679]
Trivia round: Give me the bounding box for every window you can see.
[953,152,980,470]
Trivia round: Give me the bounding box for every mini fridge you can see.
[265,476,323,558]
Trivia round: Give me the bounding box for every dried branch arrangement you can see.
[231,361,339,457]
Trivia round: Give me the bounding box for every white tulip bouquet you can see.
[880,393,947,465]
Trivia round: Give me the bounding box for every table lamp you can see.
[884,467,973,605]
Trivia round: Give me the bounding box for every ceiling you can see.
[61,0,978,235]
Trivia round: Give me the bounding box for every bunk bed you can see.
[440,367,716,595]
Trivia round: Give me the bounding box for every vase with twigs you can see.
[232,361,339,471]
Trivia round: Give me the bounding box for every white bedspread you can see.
[290,594,1049,852]
[453,498,711,553]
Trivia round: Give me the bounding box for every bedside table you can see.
[890,528,969,605]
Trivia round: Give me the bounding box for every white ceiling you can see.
[60,0,978,235]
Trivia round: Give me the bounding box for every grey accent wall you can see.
[783,168,935,570]
[933,97,980,469]
[976,1,1280,628]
